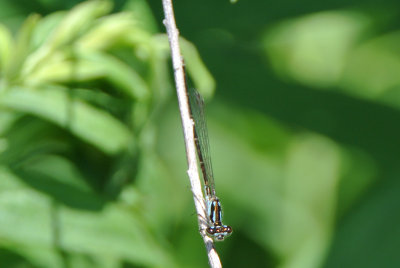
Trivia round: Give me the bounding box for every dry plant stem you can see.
[161,1,222,268]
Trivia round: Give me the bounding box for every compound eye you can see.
[207,227,216,234]
[225,226,233,233]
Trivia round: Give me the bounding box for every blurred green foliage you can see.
[1,0,400,268]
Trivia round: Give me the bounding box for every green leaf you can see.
[46,0,112,49]
[25,50,107,84]
[21,1,112,78]
[336,148,377,217]
[5,14,40,81]
[0,86,133,154]
[0,118,68,167]
[180,37,216,99]
[150,35,216,98]
[31,11,66,49]
[262,11,370,88]
[77,50,150,100]
[0,166,177,268]
[13,153,105,210]
[76,12,141,51]
[19,154,91,192]
[122,0,159,34]
[341,32,400,99]
[0,24,12,72]
[25,49,150,101]
[273,135,341,268]
[0,111,19,136]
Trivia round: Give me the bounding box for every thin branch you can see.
[161,1,222,267]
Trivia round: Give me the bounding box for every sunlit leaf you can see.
[0,86,133,154]
[31,12,65,49]
[46,0,112,49]
[26,53,105,84]
[0,24,12,71]
[76,13,140,51]
[22,1,111,78]
[341,32,400,99]
[5,14,40,80]
[263,11,370,88]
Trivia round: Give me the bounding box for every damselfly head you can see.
[207,224,233,241]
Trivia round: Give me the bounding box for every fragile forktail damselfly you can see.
[188,88,232,241]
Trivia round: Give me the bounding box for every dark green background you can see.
[0,0,399,267]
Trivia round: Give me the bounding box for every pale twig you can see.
[161,1,222,267]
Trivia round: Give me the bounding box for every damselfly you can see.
[188,88,232,241]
